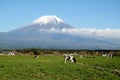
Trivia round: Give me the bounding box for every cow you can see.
[107,53,113,58]
[102,54,107,57]
[80,55,83,58]
[8,52,15,56]
[64,54,76,63]
[101,53,119,58]
[34,55,39,59]
[108,53,120,58]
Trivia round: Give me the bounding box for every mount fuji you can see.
[10,15,74,33]
[0,15,120,49]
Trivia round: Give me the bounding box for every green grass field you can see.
[0,55,120,80]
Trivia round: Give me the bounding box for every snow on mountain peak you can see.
[10,15,74,33]
[33,15,64,24]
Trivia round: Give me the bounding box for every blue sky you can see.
[0,0,120,32]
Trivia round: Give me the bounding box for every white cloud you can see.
[68,28,120,39]
[39,28,120,39]
[45,28,120,39]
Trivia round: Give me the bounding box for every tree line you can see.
[14,48,120,56]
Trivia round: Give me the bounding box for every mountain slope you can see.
[0,31,120,49]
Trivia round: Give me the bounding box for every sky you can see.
[0,0,120,32]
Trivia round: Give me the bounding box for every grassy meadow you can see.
[0,55,120,80]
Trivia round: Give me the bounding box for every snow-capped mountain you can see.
[10,15,74,33]
[0,15,120,49]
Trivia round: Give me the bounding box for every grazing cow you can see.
[108,53,119,58]
[102,53,114,58]
[102,54,107,57]
[8,52,15,56]
[107,53,113,58]
[80,55,83,58]
[64,54,76,63]
[34,55,39,59]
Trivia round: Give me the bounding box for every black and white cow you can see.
[34,55,39,59]
[64,54,76,63]
[102,53,120,58]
